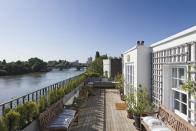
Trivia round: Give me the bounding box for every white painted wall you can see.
[137,45,151,95]
[123,45,151,95]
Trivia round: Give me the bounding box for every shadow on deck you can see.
[70,88,138,131]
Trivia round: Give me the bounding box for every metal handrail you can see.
[0,74,81,115]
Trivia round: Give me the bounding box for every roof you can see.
[150,26,196,47]
[123,45,137,54]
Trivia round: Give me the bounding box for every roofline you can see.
[123,45,137,54]
[150,26,196,47]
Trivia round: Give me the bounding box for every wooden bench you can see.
[141,106,196,131]
[39,99,78,131]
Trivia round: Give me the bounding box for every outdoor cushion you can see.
[151,126,171,131]
[146,118,163,127]
[48,109,76,130]
[142,116,155,123]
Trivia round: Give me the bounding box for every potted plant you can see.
[181,80,196,99]
[132,85,149,129]
[38,96,48,113]
[125,93,135,119]
[4,110,20,131]
[24,101,38,122]
[114,73,125,100]
[0,117,7,131]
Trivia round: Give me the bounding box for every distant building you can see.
[74,60,79,64]
[103,58,122,78]
[87,57,93,64]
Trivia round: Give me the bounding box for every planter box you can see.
[22,120,40,131]
[23,84,83,131]
[63,85,82,105]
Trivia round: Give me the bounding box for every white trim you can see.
[123,45,137,54]
[150,26,196,47]
[175,110,188,121]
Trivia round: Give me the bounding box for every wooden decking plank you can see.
[71,88,138,131]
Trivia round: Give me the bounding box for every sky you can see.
[0,0,196,63]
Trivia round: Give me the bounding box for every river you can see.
[0,68,84,104]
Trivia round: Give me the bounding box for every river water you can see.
[0,68,84,104]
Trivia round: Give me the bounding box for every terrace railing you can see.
[0,75,81,116]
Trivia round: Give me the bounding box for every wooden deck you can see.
[70,88,138,131]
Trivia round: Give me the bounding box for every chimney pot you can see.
[141,41,144,45]
[137,41,140,45]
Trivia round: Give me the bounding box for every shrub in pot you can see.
[57,88,64,100]
[132,85,150,129]
[4,110,20,131]
[114,73,125,100]
[125,93,135,119]
[3,108,11,116]
[39,96,48,113]
[181,80,196,98]
[15,104,27,129]
[49,90,57,105]
[24,101,38,122]
[0,117,8,131]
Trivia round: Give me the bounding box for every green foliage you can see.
[181,80,196,98]
[125,93,135,113]
[84,72,100,77]
[87,51,110,75]
[3,108,11,116]
[15,105,27,129]
[114,73,124,93]
[24,101,38,122]
[38,96,48,113]
[28,58,47,72]
[48,74,87,106]
[56,88,65,100]
[49,90,57,105]
[0,117,8,131]
[0,74,87,130]
[132,86,151,115]
[0,57,47,76]
[87,58,103,75]
[15,101,38,129]
[4,110,20,131]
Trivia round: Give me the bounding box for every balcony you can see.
[0,76,138,131]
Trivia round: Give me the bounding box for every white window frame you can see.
[125,63,134,94]
[171,67,188,120]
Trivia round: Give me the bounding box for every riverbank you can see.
[0,68,84,103]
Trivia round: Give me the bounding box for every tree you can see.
[95,51,100,59]
[2,59,6,65]
[28,58,47,72]
[87,57,103,75]
[114,73,124,93]
[100,54,108,59]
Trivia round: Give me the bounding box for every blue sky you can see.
[0,0,196,62]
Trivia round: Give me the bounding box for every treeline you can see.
[0,58,47,76]
[86,51,108,76]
